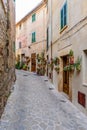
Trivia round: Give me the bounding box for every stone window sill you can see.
[60,25,68,34]
[83,83,87,87]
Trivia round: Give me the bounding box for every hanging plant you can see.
[54,66,60,73]
[37,54,41,63]
[75,56,82,72]
[36,52,46,76]
[69,49,74,64]
[69,49,74,56]
[63,64,75,72]
[53,57,60,66]
[63,56,82,72]
[36,54,39,59]
[48,62,54,70]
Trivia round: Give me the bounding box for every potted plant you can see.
[37,68,40,75]
[50,60,54,70]
[54,66,60,73]
[63,65,71,71]
[36,52,46,76]
[75,56,81,72]
[53,57,60,66]
[69,49,74,64]
[63,65,68,71]
[63,64,75,72]
[23,64,27,70]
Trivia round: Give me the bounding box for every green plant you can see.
[36,54,39,59]
[63,56,81,72]
[54,66,60,73]
[20,61,24,69]
[63,64,75,71]
[75,56,82,71]
[53,57,59,65]
[37,54,41,62]
[48,62,54,70]
[36,52,46,76]
[69,49,74,56]
[23,64,27,70]
[15,62,21,69]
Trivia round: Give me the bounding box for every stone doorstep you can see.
[60,92,70,100]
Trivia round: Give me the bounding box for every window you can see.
[32,14,36,22]
[19,42,21,48]
[32,32,36,43]
[60,2,67,30]
[83,50,87,86]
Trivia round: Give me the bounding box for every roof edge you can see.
[16,1,46,26]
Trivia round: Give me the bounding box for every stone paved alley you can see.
[0,70,87,130]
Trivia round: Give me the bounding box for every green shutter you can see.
[34,32,36,42]
[32,14,36,22]
[61,9,63,29]
[64,3,67,26]
[32,33,33,43]
[60,2,67,30]
[32,32,36,43]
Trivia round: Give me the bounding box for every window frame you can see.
[83,50,87,87]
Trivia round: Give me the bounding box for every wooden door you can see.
[31,53,36,72]
[63,56,69,95]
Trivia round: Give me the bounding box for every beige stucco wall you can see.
[26,5,47,55]
[16,1,47,71]
[47,0,87,115]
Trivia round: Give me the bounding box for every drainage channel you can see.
[23,75,28,76]
[44,79,48,82]
[44,79,54,90]
[49,87,54,90]
[60,100,67,102]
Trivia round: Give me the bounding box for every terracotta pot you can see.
[69,56,74,64]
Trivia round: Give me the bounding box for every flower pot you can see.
[69,56,74,64]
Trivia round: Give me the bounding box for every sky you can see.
[16,0,42,23]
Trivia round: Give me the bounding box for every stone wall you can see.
[0,0,15,118]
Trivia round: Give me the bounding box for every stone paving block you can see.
[0,70,87,130]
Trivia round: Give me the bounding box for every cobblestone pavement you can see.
[0,70,87,130]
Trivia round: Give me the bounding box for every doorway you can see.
[63,56,69,95]
[31,53,36,72]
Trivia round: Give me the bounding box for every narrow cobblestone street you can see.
[0,70,87,130]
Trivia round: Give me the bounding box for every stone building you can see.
[47,0,87,115]
[16,1,47,73]
[0,0,15,117]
